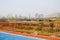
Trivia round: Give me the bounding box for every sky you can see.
[0,0,60,17]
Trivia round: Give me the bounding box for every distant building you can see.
[47,13,60,21]
[47,13,60,18]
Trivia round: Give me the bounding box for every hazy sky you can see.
[0,0,60,17]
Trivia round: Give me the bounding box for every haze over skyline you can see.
[0,0,60,17]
